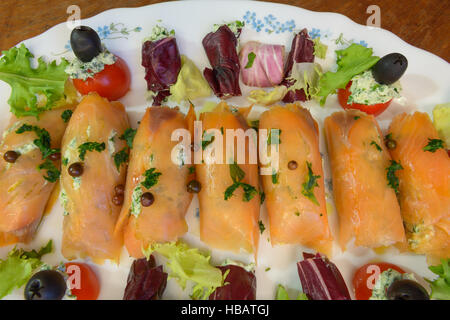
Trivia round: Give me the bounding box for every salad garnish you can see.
[0,44,70,117]
[142,241,226,300]
[0,240,53,299]
[426,259,450,300]
[317,43,380,105]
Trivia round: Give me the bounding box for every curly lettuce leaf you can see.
[426,259,450,300]
[0,240,52,299]
[275,284,308,300]
[0,44,69,117]
[143,241,225,300]
[317,43,379,105]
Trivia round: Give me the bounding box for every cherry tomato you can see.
[73,56,131,101]
[65,262,100,300]
[353,262,405,300]
[337,81,392,116]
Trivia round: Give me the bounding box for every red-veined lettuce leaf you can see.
[297,252,351,300]
[209,264,256,300]
[123,255,168,300]
[202,25,242,98]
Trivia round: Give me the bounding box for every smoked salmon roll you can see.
[0,107,73,246]
[197,102,260,255]
[61,93,129,263]
[115,106,193,258]
[387,112,450,259]
[324,110,405,249]
[259,104,332,255]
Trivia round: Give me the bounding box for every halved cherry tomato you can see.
[73,56,131,101]
[353,262,405,300]
[65,262,100,300]
[337,81,392,116]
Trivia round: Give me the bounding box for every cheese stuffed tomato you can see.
[387,112,450,259]
[324,110,406,249]
[0,107,73,246]
[196,102,260,256]
[259,104,333,255]
[61,93,129,263]
[114,106,194,258]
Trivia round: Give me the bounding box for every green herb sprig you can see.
[386,160,403,194]
[224,163,257,202]
[78,141,106,161]
[301,161,321,206]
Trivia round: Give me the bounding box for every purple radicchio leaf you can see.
[202,25,242,98]
[142,36,181,106]
[297,252,351,300]
[281,28,315,103]
[209,264,256,300]
[123,255,168,300]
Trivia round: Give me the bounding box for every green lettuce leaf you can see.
[0,44,69,117]
[0,240,53,299]
[426,259,450,300]
[275,284,308,300]
[317,43,379,105]
[143,241,225,300]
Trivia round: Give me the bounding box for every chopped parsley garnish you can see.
[267,129,281,145]
[78,141,106,161]
[386,160,403,194]
[294,211,300,216]
[423,138,444,153]
[385,133,393,141]
[202,131,215,150]
[62,157,69,166]
[354,116,360,120]
[245,52,256,69]
[224,163,257,202]
[271,170,279,184]
[370,140,382,151]
[37,159,60,182]
[259,190,265,204]
[113,148,129,171]
[119,128,137,149]
[301,161,321,206]
[265,267,271,272]
[249,120,259,131]
[141,168,162,189]
[258,220,266,234]
[15,124,60,159]
[188,166,196,174]
[61,109,73,123]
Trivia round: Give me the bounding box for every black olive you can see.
[141,192,155,207]
[372,53,408,85]
[3,150,19,163]
[68,162,84,177]
[187,180,202,193]
[70,26,102,62]
[24,270,67,300]
[288,160,298,170]
[387,279,430,300]
[48,152,61,161]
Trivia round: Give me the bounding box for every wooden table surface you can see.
[1,0,449,61]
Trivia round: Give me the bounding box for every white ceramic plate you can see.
[1,0,449,300]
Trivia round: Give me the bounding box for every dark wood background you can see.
[0,0,449,61]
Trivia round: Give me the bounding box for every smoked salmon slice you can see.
[115,106,193,258]
[0,107,73,246]
[259,104,333,255]
[387,112,450,259]
[197,102,260,256]
[61,93,129,263]
[324,110,405,249]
